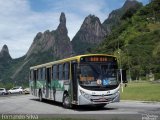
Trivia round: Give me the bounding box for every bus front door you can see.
[46,67,51,98]
[71,62,78,102]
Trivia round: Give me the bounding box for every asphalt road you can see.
[0,94,160,120]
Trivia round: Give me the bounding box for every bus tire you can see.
[39,90,43,102]
[63,93,72,109]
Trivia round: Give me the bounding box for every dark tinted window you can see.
[42,68,46,80]
[64,63,69,80]
[57,65,59,79]
[52,63,70,80]
[31,70,34,81]
[53,65,57,80]
[59,64,64,80]
[41,68,43,79]
[38,69,41,80]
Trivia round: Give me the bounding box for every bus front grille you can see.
[91,94,113,97]
[90,98,113,102]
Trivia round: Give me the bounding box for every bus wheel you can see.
[63,94,71,109]
[39,91,43,102]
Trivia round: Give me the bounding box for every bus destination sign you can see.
[80,56,116,62]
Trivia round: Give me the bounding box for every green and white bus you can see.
[29,54,126,108]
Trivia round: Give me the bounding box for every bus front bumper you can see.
[78,91,120,105]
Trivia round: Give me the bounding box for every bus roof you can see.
[30,54,116,70]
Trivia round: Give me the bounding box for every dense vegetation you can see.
[95,0,160,80]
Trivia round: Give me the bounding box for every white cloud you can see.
[51,0,109,22]
[0,0,109,58]
[49,0,110,39]
[0,0,60,58]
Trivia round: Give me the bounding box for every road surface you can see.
[0,95,160,120]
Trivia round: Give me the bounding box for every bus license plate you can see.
[99,98,106,101]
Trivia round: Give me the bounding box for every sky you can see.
[0,0,149,58]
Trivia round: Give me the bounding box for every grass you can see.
[147,23,160,31]
[121,81,160,102]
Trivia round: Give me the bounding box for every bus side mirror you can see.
[118,69,127,83]
[122,70,127,83]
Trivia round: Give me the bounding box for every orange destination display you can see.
[80,56,116,62]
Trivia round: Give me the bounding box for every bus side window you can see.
[42,68,45,80]
[37,68,41,80]
[30,70,34,81]
[62,64,65,80]
[59,64,63,80]
[53,65,57,80]
[32,70,34,80]
[56,65,59,80]
[41,68,43,80]
[64,63,69,80]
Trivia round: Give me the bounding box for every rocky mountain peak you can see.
[122,0,142,11]
[84,15,100,23]
[80,15,103,31]
[72,14,107,54]
[102,0,142,33]
[60,12,66,25]
[0,44,12,60]
[80,14,106,34]
[56,12,68,34]
[1,44,9,53]
[26,12,72,59]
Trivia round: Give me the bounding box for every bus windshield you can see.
[79,62,119,90]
